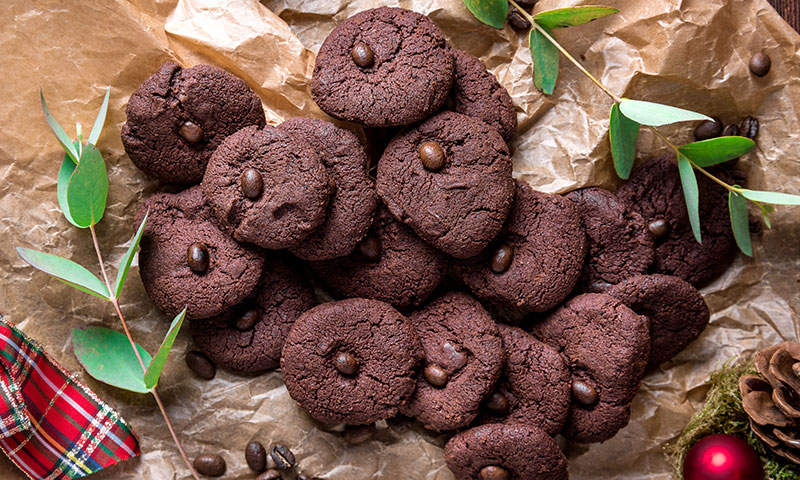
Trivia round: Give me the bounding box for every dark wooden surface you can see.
[769,0,800,32]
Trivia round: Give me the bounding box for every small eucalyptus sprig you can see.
[17,90,200,480]
[463,0,800,256]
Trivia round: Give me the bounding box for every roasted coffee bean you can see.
[257,470,282,480]
[423,364,449,388]
[721,124,740,137]
[480,465,510,480]
[236,309,260,331]
[271,444,296,470]
[442,341,467,370]
[508,8,531,30]
[693,117,723,141]
[193,454,226,477]
[241,168,264,199]
[351,41,374,68]
[648,219,669,239]
[740,116,759,140]
[246,440,267,473]
[186,350,216,380]
[418,141,446,171]
[179,121,204,143]
[187,242,210,273]
[343,424,376,445]
[749,52,771,77]
[490,244,514,273]
[334,352,359,376]
[485,391,510,415]
[572,380,599,406]
[357,235,381,261]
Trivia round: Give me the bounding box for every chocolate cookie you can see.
[565,187,654,292]
[616,153,737,286]
[453,180,586,313]
[190,256,315,372]
[479,324,571,436]
[137,187,265,320]
[444,423,568,480]
[281,298,423,425]
[122,62,266,184]
[531,293,650,443]
[377,111,514,258]
[311,7,454,127]
[201,125,332,249]
[446,49,517,141]
[607,274,709,369]
[400,292,504,431]
[277,117,378,260]
[309,204,448,309]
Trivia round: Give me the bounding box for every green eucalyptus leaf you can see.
[57,151,80,228]
[72,327,152,394]
[759,203,774,229]
[618,99,712,127]
[40,90,79,164]
[114,210,149,299]
[88,88,110,146]
[740,189,800,205]
[677,154,702,244]
[144,308,186,389]
[462,0,508,29]
[530,26,559,95]
[66,144,108,228]
[609,103,640,179]
[16,247,110,299]
[534,6,618,29]
[728,189,752,257]
[678,137,755,167]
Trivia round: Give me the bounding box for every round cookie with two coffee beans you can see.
[399,292,505,431]
[136,186,265,320]
[453,179,586,313]
[201,125,332,250]
[446,49,517,141]
[281,298,423,425]
[565,187,655,292]
[607,274,710,369]
[277,117,378,261]
[616,153,737,287]
[121,62,266,184]
[377,111,514,258]
[444,423,568,480]
[478,324,571,437]
[530,293,650,443]
[189,256,316,373]
[311,7,454,127]
[309,204,448,309]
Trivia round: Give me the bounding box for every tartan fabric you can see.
[0,316,140,479]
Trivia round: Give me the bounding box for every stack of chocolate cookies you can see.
[123,7,738,480]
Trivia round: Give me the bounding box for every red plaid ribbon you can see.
[0,316,140,479]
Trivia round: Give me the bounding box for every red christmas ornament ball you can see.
[683,434,765,480]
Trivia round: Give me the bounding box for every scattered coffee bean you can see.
[749,52,771,77]
[572,380,599,406]
[442,341,467,370]
[334,352,359,376]
[236,309,260,331]
[418,141,446,171]
[343,424,376,445]
[193,454,226,477]
[749,217,763,235]
[351,41,374,68]
[187,242,210,274]
[740,116,759,140]
[257,470,282,480]
[271,444,296,470]
[241,168,264,199]
[480,465,510,480]
[648,219,669,240]
[186,350,216,380]
[423,363,449,388]
[357,235,381,261]
[246,440,267,473]
[484,391,510,415]
[179,121,204,143]
[693,116,723,141]
[490,244,514,273]
[721,124,740,137]
[507,8,530,30]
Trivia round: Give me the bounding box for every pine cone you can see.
[739,341,800,464]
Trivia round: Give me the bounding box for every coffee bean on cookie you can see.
[335,352,359,376]
[179,121,204,143]
[418,141,446,171]
[187,242,209,274]
[241,168,264,199]
[351,41,374,68]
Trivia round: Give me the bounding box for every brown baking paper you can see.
[0,0,798,478]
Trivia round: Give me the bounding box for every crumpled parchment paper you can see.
[0,0,798,478]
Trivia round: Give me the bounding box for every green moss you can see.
[666,358,800,480]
